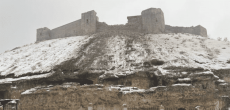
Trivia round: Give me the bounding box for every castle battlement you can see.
[37,8,207,42]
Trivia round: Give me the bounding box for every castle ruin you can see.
[37,8,207,42]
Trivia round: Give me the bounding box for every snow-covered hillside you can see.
[0,33,230,80]
[0,36,93,77]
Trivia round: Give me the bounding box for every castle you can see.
[37,8,207,42]
[3,8,230,110]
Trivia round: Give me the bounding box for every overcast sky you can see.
[1,0,230,53]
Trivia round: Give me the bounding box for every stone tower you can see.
[36,27,51,41]
[193,25,207,37]
[80,10,97,35]
[141,8,165,34]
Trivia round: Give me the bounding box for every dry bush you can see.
[217,37,222,41]
[214,49,220,55]
[181,39,186,44]
[227,59,230,64]
[224,37,228,42]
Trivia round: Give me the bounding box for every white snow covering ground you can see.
[0,33,230,82]
[0,36,92,77]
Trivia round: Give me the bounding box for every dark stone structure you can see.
[37,8,207,42]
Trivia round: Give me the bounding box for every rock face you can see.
[141,8,165,34]
[18,83,230,110]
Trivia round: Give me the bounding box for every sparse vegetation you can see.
[224,37,228,42]
[214,49,220,55]
[217,37,222,41]
[227,59,230,64]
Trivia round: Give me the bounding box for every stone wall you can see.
[165,25,207,37]
[126,15,142,32]
[36,10,97,42]
[102,72,158,89]
[36,8,208,42]
[18,84,230,110]
[50,19,82,39]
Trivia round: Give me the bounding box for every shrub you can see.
[227,59,230,64]
[224,37,228,42]
[179,51,186,54]
[217,37,222,41]
[214,49,220,54]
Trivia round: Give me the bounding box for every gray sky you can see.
[1,0,230,53]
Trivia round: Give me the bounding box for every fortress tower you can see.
[80,10,97,35]
[141,8,165,34]
[36,8,207,42]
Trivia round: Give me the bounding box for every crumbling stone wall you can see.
[165,25,207,37]
[18,84,229,110]
[37,10,97,42]
[37,8,207,42]
[96,8,165,34]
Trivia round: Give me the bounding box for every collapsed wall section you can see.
[165,25,207,37]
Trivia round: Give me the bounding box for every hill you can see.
[0,32,230,83]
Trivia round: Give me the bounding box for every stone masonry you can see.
[36,8,208,42]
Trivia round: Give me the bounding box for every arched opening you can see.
[178,108,186,110]
[87,19,89,23]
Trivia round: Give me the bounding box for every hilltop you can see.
[0,32,230,83]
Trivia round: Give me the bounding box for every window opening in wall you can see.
[87,19,89,24]
[156,19,158,22]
